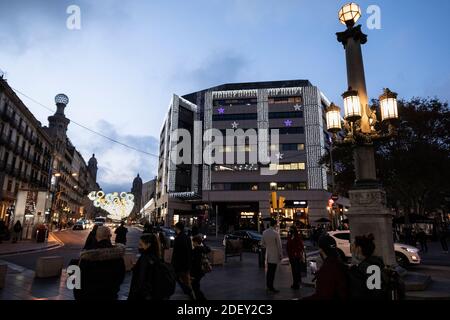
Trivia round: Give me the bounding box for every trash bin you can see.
[258,247,266,268]
[36,225,47,243]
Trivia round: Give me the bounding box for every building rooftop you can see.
[182,79,313,104]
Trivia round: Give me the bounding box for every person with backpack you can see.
[128,233,176,300]
[190,235,211,301]
[304,234,349,300]
[172,222,195,300]
[286,225,305,290]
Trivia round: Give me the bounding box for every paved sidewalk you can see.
[0,252,314,300]
[0,234,62,257]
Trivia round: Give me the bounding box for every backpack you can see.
[150,257,177,299]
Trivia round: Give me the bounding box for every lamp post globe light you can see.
[326,3,399,266]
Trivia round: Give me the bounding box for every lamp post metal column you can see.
[334,3,396,266]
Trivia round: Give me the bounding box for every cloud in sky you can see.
[72,120,159,194]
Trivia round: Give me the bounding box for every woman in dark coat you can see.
[128,234,162,300]
[190,235,211,301]
[83,225,98,250]
[304,235,349,300]
[286,225,305,289]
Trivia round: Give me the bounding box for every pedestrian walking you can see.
[286,225,305,290]
[261,219,283,293]
[191,235,211,301]
[12,221,22,243]
[304,234,349,300]
[128,234,166,300]
[436,223,448,254]
[74,226,126,300]
[83,225,98,250]
[171,222,195,300]
[114,221,128,245]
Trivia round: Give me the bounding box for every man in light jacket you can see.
[261,219,283,293]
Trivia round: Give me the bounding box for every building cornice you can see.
[212,87,304,100]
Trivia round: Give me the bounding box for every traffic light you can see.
[278,196,286,209]
[271,192,278,209]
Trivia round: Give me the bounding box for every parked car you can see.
[73,220,87,230]
[223,230,262,252]
[328,230,421,267]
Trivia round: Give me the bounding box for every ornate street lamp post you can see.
[326,3,399,266]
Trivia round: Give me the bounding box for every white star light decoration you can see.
[293,104,302,111]
[275,153,284,160]
[88,191,135,221]
[231,121,239,129]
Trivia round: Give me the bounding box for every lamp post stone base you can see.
[348,187,396,266]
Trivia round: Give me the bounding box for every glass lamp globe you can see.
[379,88,398,121]
[339,3,362,27]
[342,88,362,122]
[55,94,69,105]
[326,103,342,133]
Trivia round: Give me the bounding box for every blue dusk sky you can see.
[0,0,449,192]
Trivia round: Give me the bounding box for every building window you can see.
[214,98,257,107]
[212,164,259,172]
[271,127,305,134]
[268,96,302,104]
[273,182,307,191]
[271,143,305,151]
[213,113,257,121]
[269,162,306,171]
[269,111,303,119]
[212,183,259,191]
[7,180,13,192]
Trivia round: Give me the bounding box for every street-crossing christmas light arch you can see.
[88,191,134,221]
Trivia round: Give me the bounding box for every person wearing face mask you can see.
[128,234,163,300]
[304,234,349,300]
[348,234,390,300]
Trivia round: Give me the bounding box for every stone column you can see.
[337,25,396,266]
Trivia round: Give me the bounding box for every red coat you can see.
[286,234,304,259]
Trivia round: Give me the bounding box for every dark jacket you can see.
[171,232,192,272]
[191,245,211,279]
[83,230,98,250]
[115,226,128,245]
[74,240,126,300]
[128,251,158,300]
[349,255,387,300]
[287,234,304,259]
[304,255,349,300]
[13,222,22,233]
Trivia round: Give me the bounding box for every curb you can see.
[0,233,64,257]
